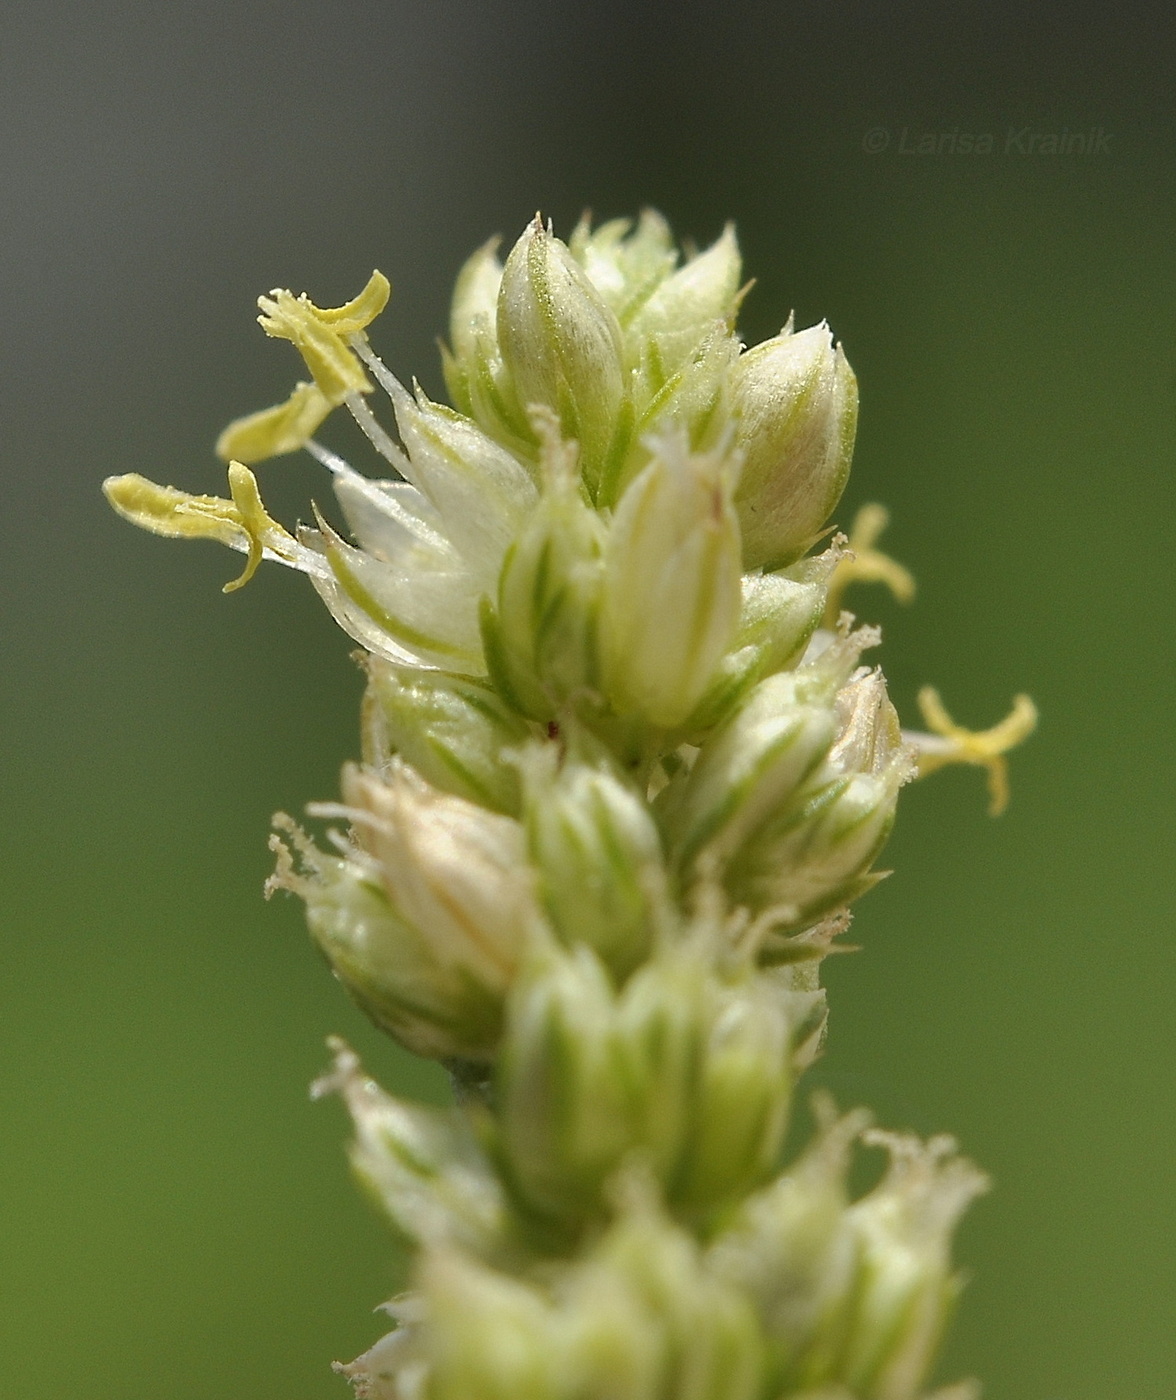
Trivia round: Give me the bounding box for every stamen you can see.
[345,391,413,476]
[349,331,406,400]
[823,503,916,625]
[905,688,1038,816]
[303,437,356,477]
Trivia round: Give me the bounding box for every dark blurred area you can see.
[2,2,1173,1395]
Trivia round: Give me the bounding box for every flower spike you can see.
[104,211,1033,1400]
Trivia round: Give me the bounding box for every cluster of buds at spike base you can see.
[105,210,1037,1400]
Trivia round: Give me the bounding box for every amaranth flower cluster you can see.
[106,210,1034,1400]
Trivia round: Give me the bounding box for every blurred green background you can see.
[2,2,1173,1396]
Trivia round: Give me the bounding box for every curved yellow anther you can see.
[823,503,916,626]
[102,464,300,593]
[256,270,390,406]
[911,687,1038,816]
[215,380,333,464]
[305,269,391,332]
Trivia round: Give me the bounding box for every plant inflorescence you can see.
[106,210,1034,1400]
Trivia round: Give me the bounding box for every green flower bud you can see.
[498,944,803,1221]
[839,1132,988,1400]
[658,669,840,877]
[735,553,841,677]
[560,1250,664,1400]
[569,1193,766,1400]
[600,429,743,730]
[611,949,710,1191]
[448,236,503,365]
[441,236,539,456]
[732,766,901,928]
[569,208,678,327]
[496,946,635,1219]
[709,1099,870,1392]
[629,223,743,373]
[733,322,859,571]
[422,1250,564,1400]
[604,323,742,506]
[497,217,625,496]
[672,970,797,1211]
[313,1038,510,1258]
[417,1198,766,1400]
[726,666,914,926]
[361,657,531,816]
[267,817,492,1062]
[519,743,665,979]
[480,413,608,721]
[269,762,539,1062]
[678,554,836,735]
[338,762,537,995]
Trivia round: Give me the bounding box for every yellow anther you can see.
[911,687,1038,816]
[823,503,916,626]
[222,461,276,590]
[215,380,333,464]
[305,269,391,333]
[256,270,390,406]
[102,464,298,593]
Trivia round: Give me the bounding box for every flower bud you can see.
[339,762,536,989]
[708,1099,870,1391]
[361,658,531,816]
[419,1199,767,1400]
[570,1194,766,1400]
[657,669,840,877]
[519,744,665,979]
[497,217,625,496]
[268,763,538,1061]
[569,208,678,324]
[267,819,488,1061]
[559,1247,664,1400]
[441,239,534,457]
[499,944,803,1222]
[448,236,503,364]
[725,667,913,926]
[730,767,902,929]
[605,323,742,506]
[481,415,607,721]
[611,949,710,1189]
[672,971,796,1211]
[839,1132,988,1400]
[496,947,635,1219]
[422,1250,564,1400]
[312,1038,510,1257]
[600,429,742,729]
[732,323,858,571]
[629,223,743,373]
[682,555,835,733]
